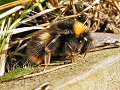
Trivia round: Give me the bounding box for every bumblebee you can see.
[27,20,91,65]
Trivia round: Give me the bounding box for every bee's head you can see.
[73,20,87,38]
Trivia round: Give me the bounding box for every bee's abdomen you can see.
[27,32,53,65]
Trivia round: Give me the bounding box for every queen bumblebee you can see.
[27,20,91,65]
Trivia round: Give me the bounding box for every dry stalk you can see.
[35,83,54,90]
[0,40,10,76]
[0,0,32,11]
[0,26,45,35]
[113,0,120,12]
[24,64,73,78]
[21,7,58,23]
[0,6,24,19]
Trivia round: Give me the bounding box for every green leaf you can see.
[0,67,35,82]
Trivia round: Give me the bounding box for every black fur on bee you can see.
[27,20,91,65]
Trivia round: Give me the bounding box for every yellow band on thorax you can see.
[74,21,87,38]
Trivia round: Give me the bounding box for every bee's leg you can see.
[71,52,75,64]
[44,35,61,66]
[77,40,83,52]
[44,48,51,66]
[65,42,76,64]
[78,37,92,57]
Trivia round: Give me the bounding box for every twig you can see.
[23,64,73,78]
[53,5,68,22]
[0,0,31,11]
[53,0,101,21]
[113,0,120,13]
[21,7,57,23]
[83,0,100,12]
[16,43,27,51]
[35,83,53,90]
[35,0,44,11]
[35,0,49,23]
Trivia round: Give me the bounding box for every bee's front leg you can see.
[65,42,76,64]
[77,35,92,56]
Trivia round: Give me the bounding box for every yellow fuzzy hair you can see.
[73,20,87,38]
